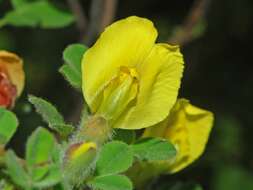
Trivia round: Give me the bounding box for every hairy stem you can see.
[168,0,211,46]
[83,0,104,45]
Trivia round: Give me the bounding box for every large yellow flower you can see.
[143,99,214,173]
[82,16,184,129]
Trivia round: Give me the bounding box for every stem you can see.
[99,0,118,32]
[83,0,104,45]
[66,0,88,42]
[168,0,211,46]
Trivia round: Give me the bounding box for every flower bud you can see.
[63,141,97,187]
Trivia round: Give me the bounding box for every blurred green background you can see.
[1,0,253,189]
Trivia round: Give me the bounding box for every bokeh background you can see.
[1,0,253,189]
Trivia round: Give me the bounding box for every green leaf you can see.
[59,64,81,89]
[11,0,29,8]
[88,175,133,190]
[5,150,30,188]
[96,141,133,175]
[114,129,136,144]
[0,108,18,145]
[60,44,88,89]
[3,1,74,28]
[28,95,73,137]
[33,165,62,188]
[28,95,64,124]
[130,137,176,161]
[26,127,55,181]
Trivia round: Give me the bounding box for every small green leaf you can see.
[33,165,62,188]
[88,175,133,190]
[59,64,81,89]
[28,95,64,124]
[5,150,30,188]
[63,44,87,70]
[28,95,73,137]
[60,44,87,89]
[130,137,176,161]
[114,129,136,144]
[26,127,55,181]
[3,1,74,28]
[0,108,18,145]
[96,141,133,175]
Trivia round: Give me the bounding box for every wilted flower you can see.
[0,51,25,108]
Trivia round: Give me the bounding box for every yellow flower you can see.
[0,51,25,108]
[143,99,214,173]
[82,16,184,129]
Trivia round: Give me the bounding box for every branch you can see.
[83,0,104,45]
[66,0,88,41]
[168,0,210,46]
[99,0,118,32]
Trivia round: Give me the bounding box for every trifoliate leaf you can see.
[26,127,55,181]
[28,95,74,137]
[60,44,88,89]
[5,150,30,188]
[96,141,133,175]
[3,1,74,28]
[130,137,176,161]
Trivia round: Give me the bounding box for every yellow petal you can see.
[143,99,214,173]
[82,16,157,111]
[113,44,184,129]
[0,51,25,96]
[96,67,138,121]
[69,142,97,160]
